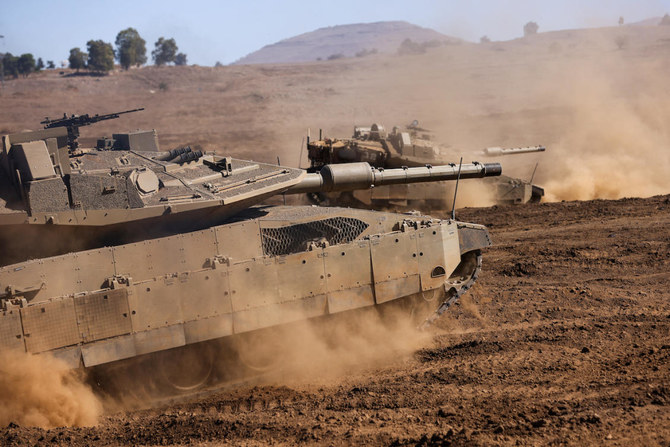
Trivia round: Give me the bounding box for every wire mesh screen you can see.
[261,217,369,256]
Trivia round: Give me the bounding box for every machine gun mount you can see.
[41,107,145,152]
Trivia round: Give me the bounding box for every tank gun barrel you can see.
[285,162,502,194]
[481,146,545,157]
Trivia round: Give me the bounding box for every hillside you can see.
[233,21,460,64]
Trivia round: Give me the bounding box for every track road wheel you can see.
[377,289,445,328]
[233,328,286,373]
[155,344,215,393]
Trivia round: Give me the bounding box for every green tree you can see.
[2,53,19,78]
[87,40,115,73]
[47,60,55,69]
[115,27,147,69]
[174,52,188,66]
[68,47,87,72]
[17,53,35,77]
[36,57,44,72]
[152,37,177,66]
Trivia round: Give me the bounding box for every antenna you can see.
[277,156,287,205]
[529,162,539,184]
[297,136,305,169]
[450,157,463,220]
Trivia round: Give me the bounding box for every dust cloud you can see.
[0,350,102,429]
[541,72,670,201]
[89,298,437,410]
[240,300,433,386]
[340,29,670,204]
[452,181,496,209]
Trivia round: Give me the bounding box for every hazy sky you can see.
[1,0,669,66]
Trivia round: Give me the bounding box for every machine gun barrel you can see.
[40,108,145,151]
[481,146,545,157]
[41,107,145,129]
[285,162,502,194]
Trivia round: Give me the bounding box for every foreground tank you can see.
[0,112,500,394]
[306,122,545,209]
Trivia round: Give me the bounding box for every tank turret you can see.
[306,122,546,208]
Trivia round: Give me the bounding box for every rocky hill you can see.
[233,21,461,64]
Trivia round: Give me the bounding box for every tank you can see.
[0,110,501,395]
[306,121,545,209]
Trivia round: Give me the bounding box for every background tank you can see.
[0,110,501,396]
[306,121,545,209]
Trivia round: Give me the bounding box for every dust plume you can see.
[451,181,496,209]
[432,285,490,336]
[458,290,487,325]
[356,29,670,203]
[91,298,436,409]
[240,300,433,386]
[541,74,670,201]
[0,349,102,428]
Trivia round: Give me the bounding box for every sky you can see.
[1,0,669,66]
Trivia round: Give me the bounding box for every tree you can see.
[524,21,539,36]
[480,35,491,43]
[47,60,55,69]
[174,52,188,66]
[87,40,115,73]
[36,57,44,72]
[68,47,87,72]
[152,37,178,66]
[115,27,147,69]
[17,53,35,77]
[2,53,19,78]
[660,14,670,26]
[619,16,624,26]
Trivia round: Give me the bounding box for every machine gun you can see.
[40,107,145,152]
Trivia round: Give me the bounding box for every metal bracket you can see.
[107,275,132,289]
[1,296,28,311]
[207,255,231,269]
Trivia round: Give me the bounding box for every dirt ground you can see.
[2,194,669,446]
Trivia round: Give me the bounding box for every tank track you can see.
[420,250,483,329]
